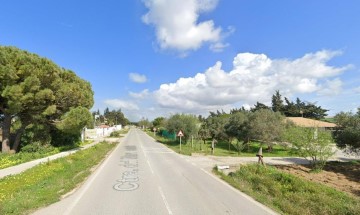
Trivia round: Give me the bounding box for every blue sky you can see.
[1,0,359,121]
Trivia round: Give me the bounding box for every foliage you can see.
[110,130,122,137]
[138,118,152,129]
[283,126,335,170]
[334,108,360,153]
[0,46,94,153]
[271,90,284,113]
[250,102,271,112]
[225,111,250,143]
[104,108,129,126]
[283,97,328,119]
[224,111,251,154]
[214,164,360,215]
[248,109,285,151]
[56,107,93,134]
[0,142,115,214]
[205,111,230,142]
[166,114,200,142]
[152,117,166,128]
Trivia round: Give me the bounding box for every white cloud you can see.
[104,99,139,110]
[154,50,350,112]
[317,78,343,96]
[209,42,229,52]
[129,73,147,83]
[353,86,360,94]
[142,0,229,53]
[129,89,150,99]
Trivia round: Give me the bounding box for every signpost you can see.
[177,130,184,152]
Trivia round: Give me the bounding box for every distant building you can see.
[286,117,337,130]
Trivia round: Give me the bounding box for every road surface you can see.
[34,128,276,215]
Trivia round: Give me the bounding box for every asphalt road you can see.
[33,128,276,215]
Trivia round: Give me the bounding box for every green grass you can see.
[214,164,360,215]
[0,141,92,170]
[147,131,295,157]
[0,150,60,170]
[0,141,116,215]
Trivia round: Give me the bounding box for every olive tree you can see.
[283,126,334,170]
[166,114,200,143]
[248,109,285,151]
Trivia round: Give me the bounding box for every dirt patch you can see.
[275,161,360,197]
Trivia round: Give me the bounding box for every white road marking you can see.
[158,186,173,215]
[147,160,154,174]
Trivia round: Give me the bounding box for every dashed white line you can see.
[158,186,173,215]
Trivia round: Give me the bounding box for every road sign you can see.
[177,130,184,137]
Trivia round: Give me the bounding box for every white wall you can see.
[85,125,122,139]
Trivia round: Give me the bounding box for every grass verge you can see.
[0,142,89,170]
[213,164,360,215]
[0,141,116,215]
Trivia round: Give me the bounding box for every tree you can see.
[198,123,210,150]
[248,109,285,151]
[152,117,165,128]
[138,118,152,129]
[283,97,328,119]
[225,112,250,154]
[334,109,360,154]
[104,108,129,126]
[271,90,284,113]
[283,126,334,170]
[0,46,94,153]
[166,114,200,143]
[251,102,270,112]
[206,112,230,142]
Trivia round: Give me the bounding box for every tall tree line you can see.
[253,90,328,119]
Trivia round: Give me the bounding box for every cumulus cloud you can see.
[129,73,147,83]
[154,50,350,112]
[142,0,228,53]
[104,99,139,110]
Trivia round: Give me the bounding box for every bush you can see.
[110,130,121,137]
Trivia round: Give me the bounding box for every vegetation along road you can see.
[34,128,276,215]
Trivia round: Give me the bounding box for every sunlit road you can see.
[34,128,276,215]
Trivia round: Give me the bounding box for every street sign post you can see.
[177,130,184,152]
